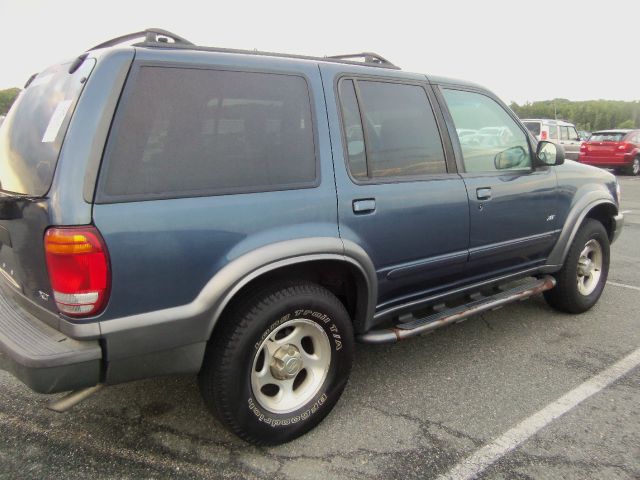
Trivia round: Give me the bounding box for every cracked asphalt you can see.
[1,177,639,479]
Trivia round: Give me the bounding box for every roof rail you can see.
[326,52,398,69]
[88,28,193,51]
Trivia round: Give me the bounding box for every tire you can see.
[198,281,354,445]
[544,219,610,313]
[626,157,640,176]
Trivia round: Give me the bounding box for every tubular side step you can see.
[358,276,556,344]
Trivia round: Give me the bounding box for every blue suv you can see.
[0,29,623,445]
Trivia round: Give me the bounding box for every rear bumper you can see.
[0,284,101,393]
[578,156,631,167]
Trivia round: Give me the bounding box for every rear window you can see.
[99,67,317,201]
[523,122,540,136]
[0,60,95,196]
[590,132,626,142]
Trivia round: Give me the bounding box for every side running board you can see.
[358,276,556,344]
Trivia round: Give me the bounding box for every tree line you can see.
[0,88,20,116]
[2,86,639,132]
[509,99,640,131]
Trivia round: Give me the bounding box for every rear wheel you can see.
[625,157,640,176]
[198,281,354,445]
[544,219,610,313]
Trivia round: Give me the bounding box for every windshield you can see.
[590,132,626,142]
[0,59,95,196]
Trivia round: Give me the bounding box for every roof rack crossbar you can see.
[326,52,398,69]
[89,28,194,51]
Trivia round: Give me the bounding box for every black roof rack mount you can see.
[84,29,400,70]
[326,52,398,69]
[89,28,193,51]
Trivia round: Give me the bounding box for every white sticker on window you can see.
[42,100,72,143]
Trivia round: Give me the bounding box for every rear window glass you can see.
[100,67,316,200]
[590,132,626,142]
[523,122,540,135]
[0,60,95,196]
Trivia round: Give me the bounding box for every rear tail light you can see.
[616,142,632,152]
[44,226,110,317]
[541,131,548,140]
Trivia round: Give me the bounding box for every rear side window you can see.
[547,125,558,139]
[0,60,95,196]
[99,67,316,200]
[523,122,541,136]
[338,79,447,180]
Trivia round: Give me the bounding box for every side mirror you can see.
[494,146,528,170]
[536,141,565,166]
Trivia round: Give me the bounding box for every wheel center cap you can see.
[271,344,303,380]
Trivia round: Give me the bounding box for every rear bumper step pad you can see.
[0,285,102,393]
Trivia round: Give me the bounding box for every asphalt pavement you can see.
[0,177,639,480]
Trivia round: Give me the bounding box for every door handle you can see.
[476,187,492,201]
[353,198,376,214]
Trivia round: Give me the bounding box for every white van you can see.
[521,119,582,160]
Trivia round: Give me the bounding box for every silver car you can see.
[522,118,582,160]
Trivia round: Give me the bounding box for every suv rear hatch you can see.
[0,58,95,314]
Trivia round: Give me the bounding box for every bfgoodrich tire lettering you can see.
[544,219,610,313]
[198,282,354,445]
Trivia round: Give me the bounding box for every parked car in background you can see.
[521,118,582,160]
[578,130,591,141]
[579,129,640,176]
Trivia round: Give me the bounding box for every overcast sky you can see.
[1,0,638,105]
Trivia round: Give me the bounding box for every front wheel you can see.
[626,157,640,176]
[544,219,610,313]
[198,282,354,445]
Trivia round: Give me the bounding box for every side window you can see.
[560,126,569,140]
[548,126,558,139]
[338,79,447,180]
[338,80,367,179]
[100,67,316,199]
[442,89,532,173]
[568,127,579,141]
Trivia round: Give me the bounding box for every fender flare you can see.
[201,237,377,338]
[546,195,618,268]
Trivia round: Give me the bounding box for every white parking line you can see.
[437,347,640,480]
[607,281,640,292]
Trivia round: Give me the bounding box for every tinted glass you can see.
[101,67,316,199]
[442,89,531,172]
[353,81,446,178]
[0,60,95,195]
[590,132,626,142]
[523,122,541,135]
[338,80,367,178]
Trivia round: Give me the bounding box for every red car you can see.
[578,129,640,176]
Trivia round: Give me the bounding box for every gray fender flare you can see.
[545,194,617,268]
[202,237,377,337]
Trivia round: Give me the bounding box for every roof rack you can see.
[89,28,193,51]
[326,52,398,69]
[85,28,400,70]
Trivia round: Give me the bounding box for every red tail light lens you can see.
[616,142,632,151]
[541,131,548,140]
[44,226,110,317]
